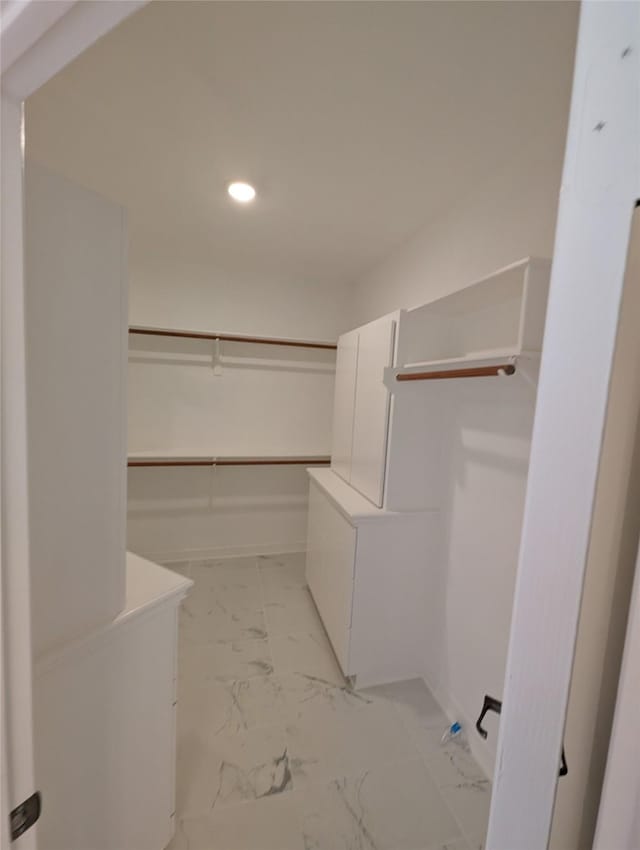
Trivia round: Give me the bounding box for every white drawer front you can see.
[306,480,357,673]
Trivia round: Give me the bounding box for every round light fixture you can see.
[227,181,256,203]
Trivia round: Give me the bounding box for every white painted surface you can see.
[128,336,335,458]
[25,161,127,656]
[306,469,439,687]
[127,324,336,560]
[351,261,550,776]
[34,553,191,850]
[594,540,640,850]
[0,93,36,850]
[25,1,578,290]
[349,315,396,507]
[1,0,145,100]
[331,330,359,484]
[488,3,640,846]
[127,463,316,564]
[394,258,550,368]
[551,210,640,848]
[306,479,357,671]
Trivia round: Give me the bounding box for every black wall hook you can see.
[475,694,568,778]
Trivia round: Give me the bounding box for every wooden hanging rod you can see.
[396,363,516,382]
[129,326,337,351]
[128,456,331,468]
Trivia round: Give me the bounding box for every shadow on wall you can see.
[126,464,312,563]
[423,377,538,774]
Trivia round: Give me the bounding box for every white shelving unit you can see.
[387,257,551,384]
[306,257,553,687]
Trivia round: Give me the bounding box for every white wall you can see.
[352,135,566,322]
[127,263,348,561]
[351,129,570,775]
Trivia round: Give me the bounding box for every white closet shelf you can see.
[129,325,338,351]
[127,452,331,468]
[394,257,551,370]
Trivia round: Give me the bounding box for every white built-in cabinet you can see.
[308,258,551,686]
[331,314,397,507]
[26,162,191,850]
[306,469,437,687]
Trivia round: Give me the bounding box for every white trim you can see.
[1,5,149,849]
[1,93,37,850]
[1,0,146,100]
[593,537,640,849]
[487,3,640,848]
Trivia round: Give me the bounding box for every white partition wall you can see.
[25,161,128,655]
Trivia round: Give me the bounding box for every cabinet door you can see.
[306,481,357,673]
[350,315,396,507]
[331,329,359,483]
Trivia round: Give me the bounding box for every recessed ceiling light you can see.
[227,181,256,203]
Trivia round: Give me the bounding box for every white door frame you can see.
[0,6,145,849]
[487,2,640,847]
[1,2,638,848]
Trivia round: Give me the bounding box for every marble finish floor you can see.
[165,552,490,850]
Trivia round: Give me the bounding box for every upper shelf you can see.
[394,258,551,372]
[129,325,338,351]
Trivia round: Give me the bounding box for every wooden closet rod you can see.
[129,326,337,351]
[128,457,331,468]
[397,363,516,382]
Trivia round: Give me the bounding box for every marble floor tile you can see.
[180,583,267,645]
[439,778,492,845]
[409,727,488,789]
[176,723,292,816]
[263,587,325,638]
[259,560,308,600]
[171,549,490,850]
[172,793,304,850]
[282,674,416,788]
[179,638,274,683]
[299,759,462,850]
[178,675,288,738]
[270,630,345,686]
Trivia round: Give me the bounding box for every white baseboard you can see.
[133,540,307,565]
[421,670,496,781]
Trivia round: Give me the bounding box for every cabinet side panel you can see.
[331,330,359,483]
[26,162,126,654]
[34,607,177,850]
[350,316,395,506]
[305,481,356,673]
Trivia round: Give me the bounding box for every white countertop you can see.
[307,467,432,525]
[120,551,193,625]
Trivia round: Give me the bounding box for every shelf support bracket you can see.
[213,337,223,375]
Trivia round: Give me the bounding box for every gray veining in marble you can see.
[167,554,491,850]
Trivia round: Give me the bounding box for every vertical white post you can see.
[1,94,37,850]
[487,3,640,848]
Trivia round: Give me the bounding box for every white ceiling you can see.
[26,0,578,287]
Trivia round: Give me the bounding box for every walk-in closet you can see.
[17,2,640,849]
